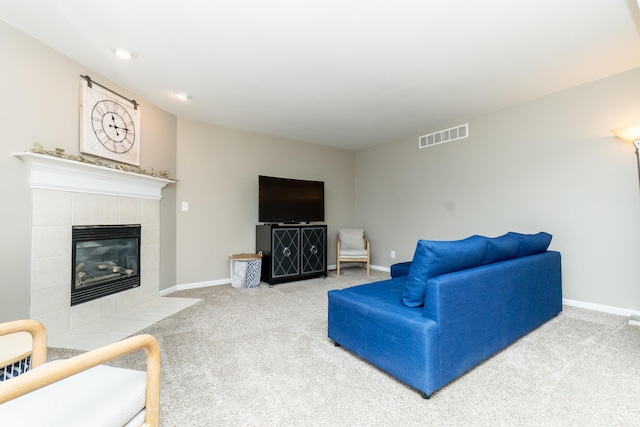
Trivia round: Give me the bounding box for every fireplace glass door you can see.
[71,225,141,306]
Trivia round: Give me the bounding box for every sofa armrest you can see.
[423,251,562,386]
[328,279,442,395]
[390,261,411,278]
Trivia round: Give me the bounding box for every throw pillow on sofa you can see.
[401,235,488,307]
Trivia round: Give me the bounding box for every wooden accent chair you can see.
[0,319,161,427]
[337,228,370,276]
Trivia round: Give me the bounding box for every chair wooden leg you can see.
[337,260,340,276]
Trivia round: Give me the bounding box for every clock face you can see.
[80,77,141,166]
[91,100,136,153]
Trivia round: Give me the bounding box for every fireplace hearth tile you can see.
[109,310,171,322]
[48,297,201,351]
[73,318,156,335]
[48,330,129,351]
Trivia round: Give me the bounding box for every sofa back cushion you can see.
[481,233,520,265]
[508,231,552,257]
[401,235,487,307]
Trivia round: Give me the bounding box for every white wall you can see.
[356,67,640,313]
[0,20,178,321]
[175,118,356,286]
[3,16,640,318]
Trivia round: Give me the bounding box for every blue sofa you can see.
[327,232,562,398]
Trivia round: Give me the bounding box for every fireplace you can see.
[71,225,141,306]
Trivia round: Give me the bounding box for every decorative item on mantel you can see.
[14,149,174,201]
[28,143,176,181]
[80,75,141,166]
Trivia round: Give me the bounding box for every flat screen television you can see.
[259,175,325,223]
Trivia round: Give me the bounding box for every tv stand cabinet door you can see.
[270,227,300,279]
[301,226,326,275]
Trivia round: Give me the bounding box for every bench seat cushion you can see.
[0,362,146,427]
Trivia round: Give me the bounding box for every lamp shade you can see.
[611,125,640,142]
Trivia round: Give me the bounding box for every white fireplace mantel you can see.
[14,152,174,200]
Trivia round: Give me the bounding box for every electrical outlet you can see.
[390,250,396,259]
[181,201,189,211]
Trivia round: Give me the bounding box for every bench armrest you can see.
[0,320,161,427]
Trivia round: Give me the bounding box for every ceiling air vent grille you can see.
[419,123,469,149]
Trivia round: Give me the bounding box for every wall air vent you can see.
[419,123,469,149]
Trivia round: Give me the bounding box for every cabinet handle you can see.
[309,245,318,255]
[283,247,291,257]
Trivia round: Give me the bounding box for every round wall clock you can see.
[80,77,141,166]
[91,100,136,153]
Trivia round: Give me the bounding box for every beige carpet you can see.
[49,268,640,426]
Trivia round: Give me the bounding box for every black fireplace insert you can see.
[71,225,141,306]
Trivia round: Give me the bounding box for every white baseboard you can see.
[562,298,640,318]
[161,264,391,296]
[160,278,230,296]
[328,263,390,272]
[159,287,176,296]
[161,273,639,320]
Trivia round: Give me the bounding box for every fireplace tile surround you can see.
[16,152,200,350]
[31,189,160,336]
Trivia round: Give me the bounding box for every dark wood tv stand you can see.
[256,224,327,285]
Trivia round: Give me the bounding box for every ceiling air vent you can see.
[419,123,469,149]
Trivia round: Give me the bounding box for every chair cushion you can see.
[0,362,147,427]
[508,231,552,257]
[340,249,368,257]
[339,229,365,250]
[401,235,487,307]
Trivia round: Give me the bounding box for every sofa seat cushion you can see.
[401,235,487,307]
[0,362,147,427]
[333,277,422,318]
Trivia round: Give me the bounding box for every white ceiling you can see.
[1,1,640,150]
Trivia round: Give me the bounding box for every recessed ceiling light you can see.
[113,48,136,60]
[174,91,192,101]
